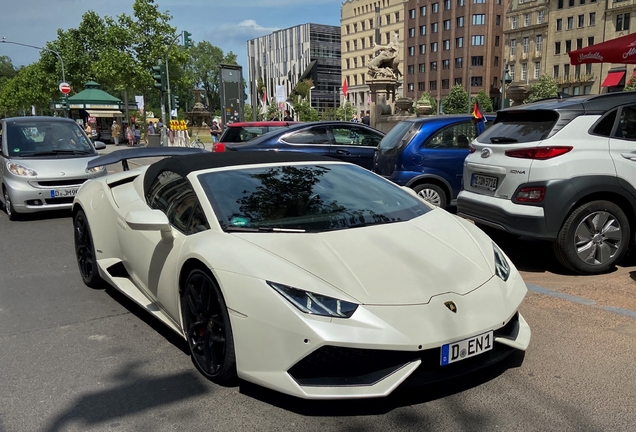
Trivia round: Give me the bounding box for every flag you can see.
[342,79,348,98]
[472,102,485,122]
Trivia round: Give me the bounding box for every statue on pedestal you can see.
[367,31,402,80]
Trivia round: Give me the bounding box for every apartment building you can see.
[598,1,635,92]
[341,0,408,114]
[403,0,506,110]
[247,23,341,113]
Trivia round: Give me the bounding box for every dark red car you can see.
[214,121,301,152]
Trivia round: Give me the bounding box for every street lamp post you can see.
[1,37,68,117]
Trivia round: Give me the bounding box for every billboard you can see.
[219,64,244,125]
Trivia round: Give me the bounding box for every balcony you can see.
[534,51,542,59]
[610,0,635,9]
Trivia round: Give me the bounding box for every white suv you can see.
[457,92,636,274]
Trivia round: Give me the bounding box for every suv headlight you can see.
[86,166,105,174]
[493,243,511,281]
[7,162,37,177]
[267,281,358,318]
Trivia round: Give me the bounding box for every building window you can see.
[496,15,501,25]
[473,14,485,25]
[421,6,427,16]
[569,0,574,6]
[457,0,465,6]
[353,57,358,68]
[586,63,592,74]
[361,39,365,49]
[471,35,485,46]
[431,61,438,71]
[565,40,572,53]
[346,41,350,52]
[534,62,541,79]
[512,16,518,29]
[409,8,416,19]
[511,39,517,55]
[419,63,426,73]
[536,35,543,53]
[353,40,358,50]
[495,56,499,66]
[443,40,450,50]
[523,37,529,53]
[538,10,544,24]
[408,83,414,92]
[443,59,450,69]
[509,66,515,81]
[385,32,390,44]
[354,23,358,32]
[431,42,438,52]
[444,20,451,30]
[409,46,415,56]
[419,82,425,91]
[575,64,581,78]
[471,56,484,66]
[564,64,570,77]
[395,12,400,22]
[555,42,561,55]
[588,36,594,46]
[616,14,631,31]
[584,85,591,94]
[455,57,463,68]
[442,79,450,89]
[430,80,437,90]
[420,44,426,54]
[445,0,452,9]
[386,14,391,25]
[471,76,483,86]
[578,15,584,28]
[576,38,583,50]
[589,13,596,26]
[432,22,438,33]
[346,59,350,69]
[433,2,439,13]
[495,36,500,46]
[558,0,564,8]
[409,28,415,38]
[420,25,427,35]
[557,19,563,31]
[524,14,530,27]
[553,65,559,78]
[346,25,350,34]
[521,63,528,81]
[369,19,374,29]
[455,78,463,85]
[408,65,415,75]
[567,17,573,30]
[361,21,365,31]
[457,16,464,27]
[456,37,464,48]
[474,0,485,3]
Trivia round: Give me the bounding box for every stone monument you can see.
[367,31,403,128]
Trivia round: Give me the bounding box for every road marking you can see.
[527,283,636,319]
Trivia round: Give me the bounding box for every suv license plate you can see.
[50,188,78,198]
[471,174,498,191]
[440,330,494,366]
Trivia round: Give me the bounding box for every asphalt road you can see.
[0,165,635,431]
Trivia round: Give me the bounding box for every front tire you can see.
[3,186,20,221]
[74,209,104,288]
[412,183,448,209]
[553,200,629,274]
[181,269,237,385]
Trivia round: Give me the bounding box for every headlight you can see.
[86,166,105,174]
[267,281,358,318]
[493,243,511,281]
[7,162,37,177]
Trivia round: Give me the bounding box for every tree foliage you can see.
[525,75,559,103]
[188,41,239,114]
[442,85,469,114]
[624,74,636,92]
[473,89,494,113]
[294,99,320,121]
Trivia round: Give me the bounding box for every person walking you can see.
[84,122,92,140]
[125,123,134,147]
[134,125,141,146]
[209,120,221,143]
[111,120,121,145]
[362,110,371,126]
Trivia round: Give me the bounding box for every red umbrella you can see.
[569,32,636,65]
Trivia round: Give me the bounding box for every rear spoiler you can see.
[87,147,207,171]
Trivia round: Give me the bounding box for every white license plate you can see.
[440,330,493,366]
[471,174,498,191]
[50,188,78,198]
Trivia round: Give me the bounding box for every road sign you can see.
[59,82,71,94]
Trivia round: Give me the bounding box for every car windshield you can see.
[198,163,432,232]
[6,121,95,158]
[221,126,288,143]
[378,121,420,155]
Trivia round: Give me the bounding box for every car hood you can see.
[9,155,99,179]
[235,209,494,305]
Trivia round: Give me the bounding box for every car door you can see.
[281,125,331,156]
[609,104,636,191]
[328,124,383,169]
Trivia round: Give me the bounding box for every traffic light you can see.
[172,95,179,110]
[151,64,166,91]
[183,31,193,48]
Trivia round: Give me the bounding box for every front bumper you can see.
[219,270,530,399]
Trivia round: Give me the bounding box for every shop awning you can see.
[601,71,625,87]
[85,109,124,118]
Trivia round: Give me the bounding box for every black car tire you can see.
[73,209,105,288]
[412,183,448,209]
[553,200,630,274]
[3,186,20,221]
[181,268,237,385]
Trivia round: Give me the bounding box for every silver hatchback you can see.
[0,116,107,220]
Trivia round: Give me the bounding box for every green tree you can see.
[0,63,56,116]
[442,85,469,114]
[188,41,239,113]
[473,89,494,113]
[417,91,437,114]
[294,99,320,121]
[525,75,559,103]
[624,74,636,91]
[336,101,356,121]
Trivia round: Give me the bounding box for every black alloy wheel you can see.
[181,269,236,384]
[74,209,104,288]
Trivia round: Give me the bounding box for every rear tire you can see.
[412,183,448,209]
[74,209,105,288]
[553,200,629,274]
[3,186,20,221]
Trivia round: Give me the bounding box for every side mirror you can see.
[93,141,106,150]
[125,210,174,242]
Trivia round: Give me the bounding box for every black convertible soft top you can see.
[143,151,338,197]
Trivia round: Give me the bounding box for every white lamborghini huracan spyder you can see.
[73,148,531,400]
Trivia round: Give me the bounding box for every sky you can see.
[0,0,342,77]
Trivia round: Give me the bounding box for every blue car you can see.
[218,121,385,170]
[374,114,493,209]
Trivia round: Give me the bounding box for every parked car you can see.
[215,121,385,170]
[214,121,301,151]
[373,115,494,209]
[457,92,636,274]
[73,149,530,399]
[0,116,107,220]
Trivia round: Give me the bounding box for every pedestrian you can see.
[351,114,360,123]
[84,122,92,139]
[209,120,221,143]
[111,120,121,145]
[134,125,141,146]
[148,122,156,135]
[283,110,293,121]
[269,111,279,121]
[362,110,371,126]
[125,123,134,147]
